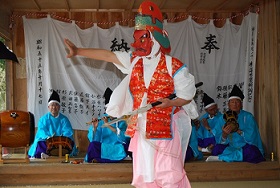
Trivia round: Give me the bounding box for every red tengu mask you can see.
[131,30,153,57]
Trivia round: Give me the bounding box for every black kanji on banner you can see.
[201,34,220,54]
[110,38,130,52]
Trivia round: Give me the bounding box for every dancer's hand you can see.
[91,118,99,128]
[64,38,78,58]
[157,98,172,108]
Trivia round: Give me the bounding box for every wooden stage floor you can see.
[0,153,279,186]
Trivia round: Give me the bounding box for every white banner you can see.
[23,13,258,130]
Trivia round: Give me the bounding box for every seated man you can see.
[197,93,222,153]
[28,90,78,159]
[84,88,130,163]
[209,85,265,163]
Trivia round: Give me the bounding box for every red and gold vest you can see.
[126,53,183,139]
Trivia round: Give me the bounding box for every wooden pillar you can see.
[0,145,3,164]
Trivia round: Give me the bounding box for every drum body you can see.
[46,136,74,156]
[0,110,35,147]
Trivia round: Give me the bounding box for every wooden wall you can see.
[4,0,280,159]
[255,0,280,162]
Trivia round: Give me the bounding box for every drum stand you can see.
[58,144,63,158]
[0,144,30,164]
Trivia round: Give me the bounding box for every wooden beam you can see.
[214,0,231,11]
[126,0,135,11]
[12,8,252,13]
[185,0,200,11]
[64,0,70,11]
[159,0,168,9]
[32,0,41,11]
[96,0,100,11]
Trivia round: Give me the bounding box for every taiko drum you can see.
[0,110,35,147]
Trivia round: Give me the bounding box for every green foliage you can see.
[0,38,6,70]
[0,37,6,110]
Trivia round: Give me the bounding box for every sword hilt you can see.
[150,82,203,107]
[151,93,177,107]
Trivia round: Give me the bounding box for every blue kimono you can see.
[84,115,130,163]
[211,110,265,163]
[28,112,78,158]
[197,111,222,148]
[185,122,203,162]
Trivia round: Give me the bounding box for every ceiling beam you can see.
[64,0,70,11]
[214,0,230,11]
[126,0,135,11]
[9,0,260,14]
[96,0,100,11]
[0,0,12,12]
[185,0,200,11]
[159,0,168,9]
[12,8,251,13]
[32,0,41,11]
